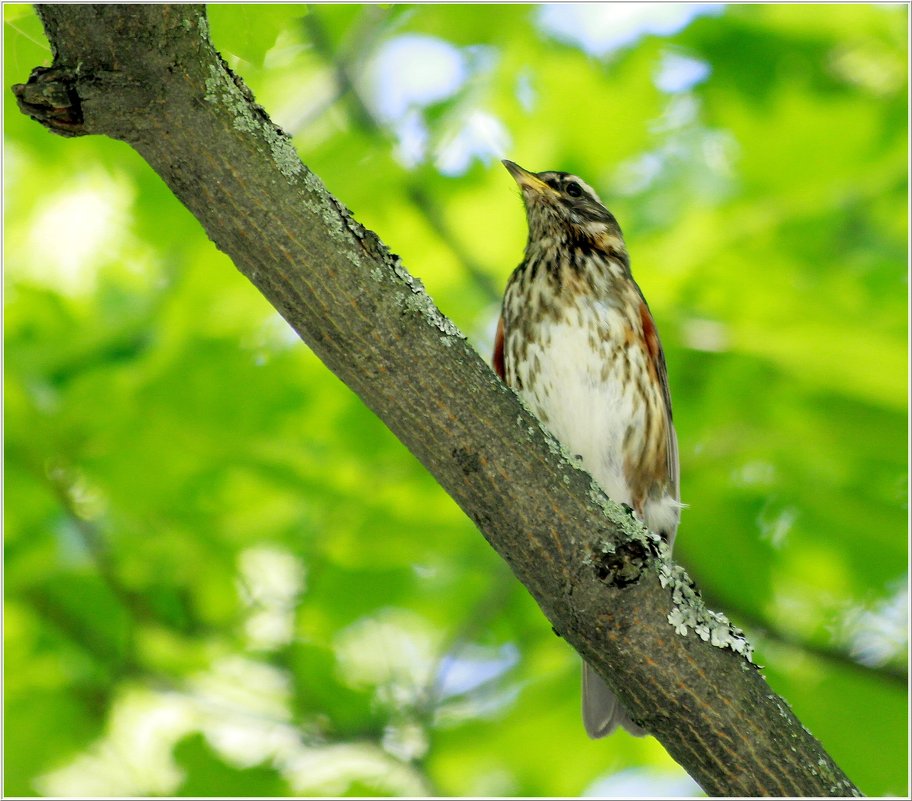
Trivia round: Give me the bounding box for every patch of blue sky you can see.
[434,642,520,699]
[839,577,908,667]
[364,34,468,123]
[538,4,724,58]
[655,51,712,94]
[584,767,703,798]
[435,110,510,176]
[363,34,510,174]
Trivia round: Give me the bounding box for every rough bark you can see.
[12,5,861,797]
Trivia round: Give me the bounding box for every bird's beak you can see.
[502,159,550,194]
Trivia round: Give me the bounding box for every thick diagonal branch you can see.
[12,5,860,796]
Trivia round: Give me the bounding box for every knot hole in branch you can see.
[12,66,85,137]
[591,539,649,588]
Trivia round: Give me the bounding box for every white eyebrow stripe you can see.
[536,170,606,207]
[568,175,604,205]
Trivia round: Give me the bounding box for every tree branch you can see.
[12,5,861,796]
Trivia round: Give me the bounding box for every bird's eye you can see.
[565,182,583,198]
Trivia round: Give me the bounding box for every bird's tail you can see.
[582,660,646,738]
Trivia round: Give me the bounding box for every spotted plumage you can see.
[494,160,681,738]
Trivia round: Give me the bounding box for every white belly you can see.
[512,307,641,509]
[505,294,681,542]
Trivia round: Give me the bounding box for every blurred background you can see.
[3,3,908,797]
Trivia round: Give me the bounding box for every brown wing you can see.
[492,315,505,381]
[638,298,679,509]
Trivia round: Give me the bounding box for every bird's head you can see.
[502,159,624,251]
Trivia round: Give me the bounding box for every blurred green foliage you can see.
[3,4,907,797]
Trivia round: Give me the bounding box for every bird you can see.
[493,159,681,738]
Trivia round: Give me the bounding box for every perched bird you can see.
[493,160,680,738]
